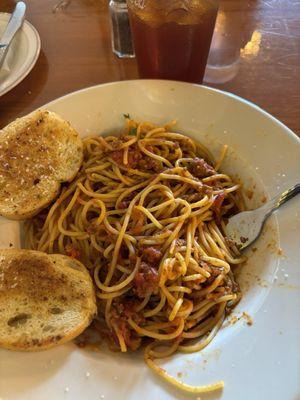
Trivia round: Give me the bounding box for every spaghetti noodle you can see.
[26,118,245,393]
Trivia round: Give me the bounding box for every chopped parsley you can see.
[123,113,131,119]
[129,127,137,136]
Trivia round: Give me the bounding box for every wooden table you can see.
[1,0,299,135]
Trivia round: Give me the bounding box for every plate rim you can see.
[0,13,41,97]
[42,79,300,144]
[1,78,299,400]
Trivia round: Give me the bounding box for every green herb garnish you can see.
[129,127,137,136]
[123,113,130,119]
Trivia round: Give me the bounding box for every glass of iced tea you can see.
[127,0,219,83]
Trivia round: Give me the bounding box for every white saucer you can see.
[0,13,41,97]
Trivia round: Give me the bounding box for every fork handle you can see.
[263,183,300,217]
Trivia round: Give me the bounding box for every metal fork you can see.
[0,45,7,69]
[225,183,300,250]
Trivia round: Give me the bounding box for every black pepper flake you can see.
[36,118,44,126]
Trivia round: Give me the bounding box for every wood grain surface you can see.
[0,0,299,135]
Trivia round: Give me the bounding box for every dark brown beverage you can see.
[127,1,219,83]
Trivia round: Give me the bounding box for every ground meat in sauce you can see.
[86,221,99,234]
[117,320,141,350]
[110,143,161,171]
[189,158,216,178]
[138,156,161,172]
[111,145,142,169]
[119,245,129,259]
[118,200,130,209]
[140,145,162,172]
[110,319,141,351]
[65,244,81,260]
[223,274,239,294]
[225,237,236,248]
[110,142,140,168]
[141,247,162,265]
[110,149,124,165]
[175,239,187,249]
[109,137,129,149]
[210,266,223,279]
[201,259,239,300]
[182,185,213,200]
[109,299,142,350]
[211,192,226,221]
[111,298,136,319]
[133,261,159,298]
[200,261,223,284]
[118,191,138,210]
[206,275,240,299]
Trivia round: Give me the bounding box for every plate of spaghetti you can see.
[1,80,299,400]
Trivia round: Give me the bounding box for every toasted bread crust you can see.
[0,249,96,351]
[0,110,83,220]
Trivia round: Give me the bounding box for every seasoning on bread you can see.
[0,109,83,220]
[0,249,96,351]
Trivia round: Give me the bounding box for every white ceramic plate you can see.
[0,80,299,400]
[0,13,41,97]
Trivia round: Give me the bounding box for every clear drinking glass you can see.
[204,0,257,83]
[127,0,219,83]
